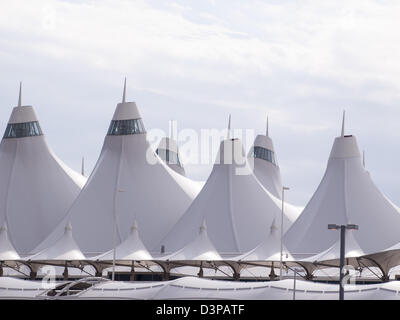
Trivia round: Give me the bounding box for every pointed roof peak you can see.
[363,150,365,168]
[122,77,127,103]
[270,218,278,233]
[0,221,7,233]
[200,219,207,234]
[341,110,346,137]
[266,115,269,137]
[131,220,138,233]
[18,82,22,107]
[227,114,231,139]
[81,156,85,176]
[65,221,72,232]
[169,119,176,140]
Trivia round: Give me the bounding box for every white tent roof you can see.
[248,118,283,199]
[159,137,300,255]
[0,222,20,260]
[285,119,400,256]
[234,219,293,262]
[35,84,201,255]
[156,136,185,176]
[91,221,152,261]
[300,230,364,266]
[0,87,86,254]
[160,220,221,261]
[28,222,85,261]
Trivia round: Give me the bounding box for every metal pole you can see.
[339,225,346,300]
[112,190,118,281]
[280,188,285,281]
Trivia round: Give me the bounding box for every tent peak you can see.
[18,82,22,107]
[65,221,72,232]
[200,219,207,234]
[122,77,127,103]
[363,150,365,168]
[227,114,231,139]
[270,218,278,233]
[0,222,7,233]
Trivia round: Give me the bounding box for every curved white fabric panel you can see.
[285,135,400,256]
[159,138,297,255]
[160,220,221,261]
[0,223,20,260]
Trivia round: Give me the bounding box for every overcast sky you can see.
[1,0,400,206]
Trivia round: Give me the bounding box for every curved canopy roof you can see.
[34,83,201,255]
[0,222,20,260]
[91,221,152,261]
[159,136,300,255]
[0,85,86,254]
[156,136,185,176]
[28,222,85,261]
[285,117,400,256]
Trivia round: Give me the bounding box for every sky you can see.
[0,0,400,206]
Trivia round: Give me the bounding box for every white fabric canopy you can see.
[156,136,185,176]
[159,138,300,255]
[0,103,86,255]
[248,133,283,199]
[233,219,294,264]
[34,276,400,300]
[27,222,85,262]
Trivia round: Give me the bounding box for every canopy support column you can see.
[63,262,69,281]
[130,262,135,281]
[30,270,37,280]
[269,262,276,281]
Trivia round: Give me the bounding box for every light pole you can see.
[292,267,302,300]
[112,188,124,281]
[280,186,289,281]
[327,223,359,300]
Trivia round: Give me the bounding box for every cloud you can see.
[1,0,400,205]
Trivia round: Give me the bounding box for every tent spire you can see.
[266,115,269,137]
[227,114,231,139]
[0,221,7,233]
[122,77,126,103]
[363,150,365,168]
[170,120,174,140]
[341,110,345,137]
[200,219,207,234]
[270,218,278,233]
[18,82,22,107]
[81,156,85,176]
